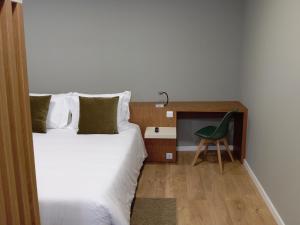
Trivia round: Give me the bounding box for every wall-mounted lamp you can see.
[156,91,169,108]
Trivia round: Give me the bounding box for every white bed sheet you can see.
[33,123,147,225]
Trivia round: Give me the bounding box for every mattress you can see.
[33,123,147,225]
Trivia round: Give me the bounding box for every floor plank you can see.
[136,152,277,225]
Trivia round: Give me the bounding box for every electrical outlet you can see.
[166,153,173,160]
[166,111,174,118]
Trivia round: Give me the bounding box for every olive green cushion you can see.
[30,95,51,133]
[78,96,119,134]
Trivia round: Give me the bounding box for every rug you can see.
[131,198,176,225]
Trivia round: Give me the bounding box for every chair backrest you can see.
[211,111,237,139]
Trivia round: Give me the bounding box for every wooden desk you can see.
[130,101,248,163]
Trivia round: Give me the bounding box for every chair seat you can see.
[194,126,217,139]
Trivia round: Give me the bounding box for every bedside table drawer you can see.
[144,139,176,163]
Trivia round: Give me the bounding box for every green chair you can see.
[191,111,236,174]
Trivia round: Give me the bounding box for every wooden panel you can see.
[130,101,248,163]
[0,4,21,223]
[241,110,248,159]
[1,1,32,223]
[130,102,176,135]
[233,113,243,160]
[166,101,247,113]
[0,1,40,225]
[0,1,22,224]
[177,111,226,119]
[130,102,247,135]
[145,139,177,163]
[12,3,40,224]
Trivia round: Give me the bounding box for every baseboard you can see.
[177,145,234,151]
[243,161,285,225]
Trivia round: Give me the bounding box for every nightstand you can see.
[144,127,177,163]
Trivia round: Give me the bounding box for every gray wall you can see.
[241,0,300,224]
[24,0,244,102]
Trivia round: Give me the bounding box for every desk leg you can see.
[241,111,248,162]
[233,112,248,163]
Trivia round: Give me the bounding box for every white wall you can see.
[241,1,300,224]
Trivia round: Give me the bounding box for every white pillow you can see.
[30,93,71,129]
[67,91,131,129]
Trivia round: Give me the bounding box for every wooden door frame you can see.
[0,0,40,224]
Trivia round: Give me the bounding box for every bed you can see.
[33,123,147,225]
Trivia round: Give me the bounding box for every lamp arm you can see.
[159,91,169,107]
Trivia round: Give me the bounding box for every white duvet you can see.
[33,123,147,225]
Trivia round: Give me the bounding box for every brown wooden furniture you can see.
[144,127,177,163]
[0,0,41,225]
[130,101,248,163]
[144,139,177,163]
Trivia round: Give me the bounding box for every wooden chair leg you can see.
[223,138,234,162]
[192,139,206,166]
[216,140,223,174]
[203,143,208,160]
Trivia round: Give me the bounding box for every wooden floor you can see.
[136,152,277,225]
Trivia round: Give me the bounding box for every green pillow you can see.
[78,96,119,134]
[30,95,51,133]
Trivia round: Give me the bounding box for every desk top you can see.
[130,101,247,113]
